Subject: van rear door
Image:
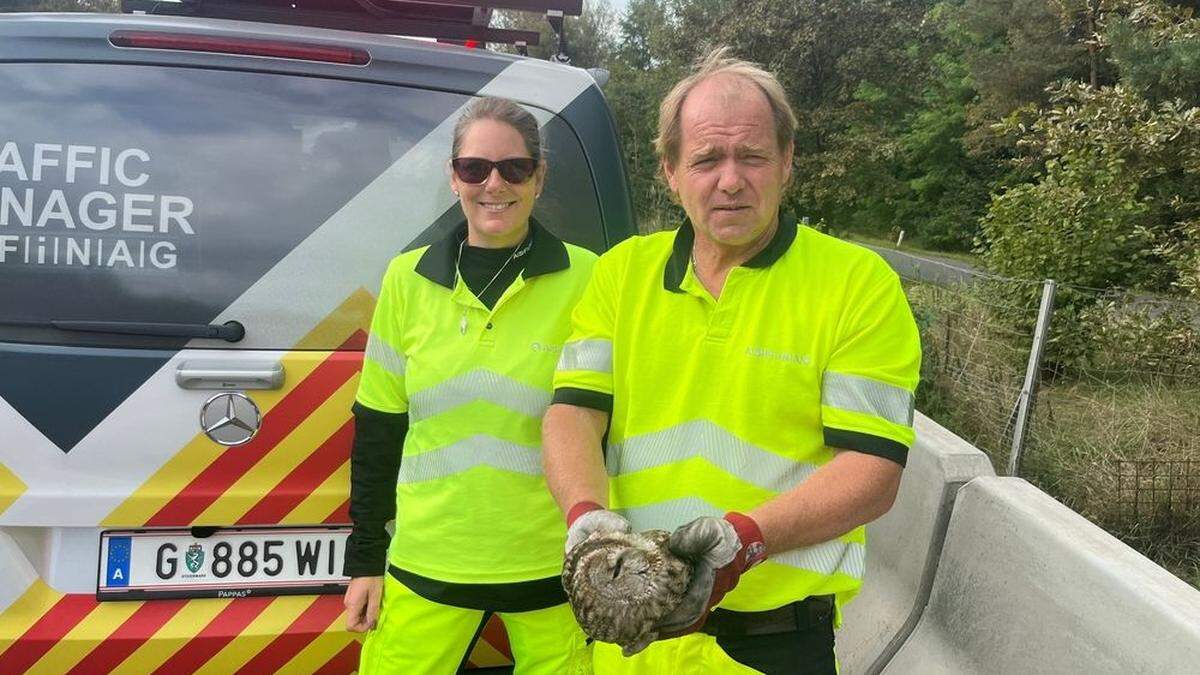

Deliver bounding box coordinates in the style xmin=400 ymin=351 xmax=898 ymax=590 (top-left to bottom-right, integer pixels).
xmin=0 ymin=50 xmax=609 ymax=672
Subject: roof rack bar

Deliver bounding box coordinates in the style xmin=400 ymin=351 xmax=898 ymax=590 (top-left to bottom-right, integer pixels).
xmin=122 ymin=0 xmax=542 ymax=45
xmin=545 ymin=9 xmax=567 ymax=63
xmin=371 ymin=0 xmax=581 ymax=15
xmin=469 ymin=5 xmax=492 ymax=27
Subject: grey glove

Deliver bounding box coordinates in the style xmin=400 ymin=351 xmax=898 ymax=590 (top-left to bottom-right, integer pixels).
xmin=651 ymin=513 xmax=766 ymax=637
xmin=565 ymin=501 xmax=632 ymax=553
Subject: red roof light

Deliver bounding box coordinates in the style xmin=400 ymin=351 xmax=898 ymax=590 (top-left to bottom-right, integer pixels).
xmin=109 ymin=31 xmax=370 ymax=66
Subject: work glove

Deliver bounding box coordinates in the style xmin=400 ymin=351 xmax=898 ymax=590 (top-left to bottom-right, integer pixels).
xmin=651 ymin=512 xmax=767 ymax=638
xmin=565 ymin=501 xmax=632 ymax=553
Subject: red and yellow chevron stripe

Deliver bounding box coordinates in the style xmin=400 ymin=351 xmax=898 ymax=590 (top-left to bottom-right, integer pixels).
xmin=0 ymin=583 xmax=511 ymax=672
xmin=0 ymin=581 xmax=358 ymax=673
xmin=0 ymin=287 xmax=515 ymax=672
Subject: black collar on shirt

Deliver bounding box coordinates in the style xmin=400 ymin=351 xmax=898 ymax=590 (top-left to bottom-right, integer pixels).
xmin=415 ymin=217 xmax=570 ymax=289
xmin=663 ymin=210 xmax=799 ymax=292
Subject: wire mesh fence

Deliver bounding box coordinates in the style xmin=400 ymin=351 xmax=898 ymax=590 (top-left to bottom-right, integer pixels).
xmin=902 ymin=265 xmax=1200 ymax=586
xmin=903 ymin=274 xmax=1043 ymax=471
xmin=1116 ymin=459 xmax=1200 ymax=521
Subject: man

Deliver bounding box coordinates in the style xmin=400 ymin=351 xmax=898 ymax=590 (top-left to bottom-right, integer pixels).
xmin=544 ymin=47 xmax=921 ymax=673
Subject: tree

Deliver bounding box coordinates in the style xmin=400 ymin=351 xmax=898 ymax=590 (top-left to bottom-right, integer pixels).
xmin=979 ymin=0 xmax=1200 ymax=300
xmin=695 ymin=0 xmax=935 ymax=232
xmin=1106 ymin=0 xmax=1200 ymax=105
xmin=892 ymin=45 xmax=1000 ymax=250
xmin=601 ymin=0 xmax=703 ymax=228
xmin=950 ymin=0 xmax=1108 ymax=118
xmin=614 ymin=0 xmax=670 ymax=70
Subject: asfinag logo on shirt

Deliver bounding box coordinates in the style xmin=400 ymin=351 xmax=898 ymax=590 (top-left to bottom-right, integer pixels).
xmin=745 ymin=346 xmax=812 ymax=366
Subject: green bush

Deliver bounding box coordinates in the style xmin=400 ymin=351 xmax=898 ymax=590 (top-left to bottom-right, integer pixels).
xmin=978 ymin=81 xmax=1200 ymax=364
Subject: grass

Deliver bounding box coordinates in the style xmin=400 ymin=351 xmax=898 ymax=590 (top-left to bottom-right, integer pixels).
xmin=1023 ymin=379 xmax=1200 ymax=587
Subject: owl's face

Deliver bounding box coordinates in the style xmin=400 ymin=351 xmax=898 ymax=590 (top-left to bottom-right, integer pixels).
xmin=562 ymin=530 xmax=693 ymax=654
xmin=584 ymin=544 xmax=658 ymax=599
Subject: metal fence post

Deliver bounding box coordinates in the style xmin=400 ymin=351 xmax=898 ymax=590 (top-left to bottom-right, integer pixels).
xmin=1008 ymin=279 xmax=1057 ymax=477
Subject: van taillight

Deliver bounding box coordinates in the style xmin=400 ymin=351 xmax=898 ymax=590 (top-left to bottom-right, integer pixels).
xmin=109 ymin=31 xmax=370 ymax=65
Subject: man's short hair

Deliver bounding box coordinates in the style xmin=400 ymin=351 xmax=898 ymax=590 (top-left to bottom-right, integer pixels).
xmin=655 ymin=46 xmax=798 ymax=166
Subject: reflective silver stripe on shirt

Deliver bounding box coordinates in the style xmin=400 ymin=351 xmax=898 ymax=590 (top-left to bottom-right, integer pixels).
xmin=409 ymin=369 xmax=551 ymax=422
xmin=615 ymin=498 xmax=865 ymax=579
xmin=821 ymin=372 xmax=914 ymax=427
xmin=397 ymin=435 xmax=542 ymax=484
xmin=556 ymin=339 xmax=613 ymax=374
xmin=606 ymin=420 xmax=818 ymax=494
xmin=365 ymin=332 xmax=406 ymax=377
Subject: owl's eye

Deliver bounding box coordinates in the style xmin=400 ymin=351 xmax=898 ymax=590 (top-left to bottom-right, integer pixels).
xmin=611 ymin=552 xmax=625 ymax=580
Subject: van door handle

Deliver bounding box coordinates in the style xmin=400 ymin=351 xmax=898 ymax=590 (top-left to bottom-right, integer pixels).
xmin=176 ymin=361 xmax=285 ymax=390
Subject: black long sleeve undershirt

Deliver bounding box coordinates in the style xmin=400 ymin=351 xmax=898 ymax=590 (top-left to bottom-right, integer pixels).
xmin=344 ymin=402 xmax=408 ymax=578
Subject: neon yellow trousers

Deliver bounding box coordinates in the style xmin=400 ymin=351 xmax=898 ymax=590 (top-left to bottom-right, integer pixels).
xmin=592 ymin=634 xmax=762 ymax=674
xmin=359 ymin=574 xmax=592 ymax=675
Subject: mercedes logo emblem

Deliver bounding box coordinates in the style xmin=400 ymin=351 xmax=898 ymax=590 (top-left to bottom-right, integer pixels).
xmin=200 ymin=392 xmax=261 ymax=446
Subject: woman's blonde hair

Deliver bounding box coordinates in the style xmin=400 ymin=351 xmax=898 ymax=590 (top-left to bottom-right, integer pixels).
xmin=654 ymin=47 xmax=797 ymax=166
xmin=452 ymin=96 xmax=545 ymax=162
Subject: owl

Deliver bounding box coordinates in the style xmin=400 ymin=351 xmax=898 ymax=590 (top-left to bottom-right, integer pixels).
xmin=562 ymin=529 xmax=693 ymax=656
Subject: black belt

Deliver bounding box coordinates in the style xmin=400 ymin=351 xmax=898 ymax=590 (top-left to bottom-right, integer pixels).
xmin=387 ymin=564 xmax=566 ymax=613
xmin=700 ymin=595 xmax=835 ymax=637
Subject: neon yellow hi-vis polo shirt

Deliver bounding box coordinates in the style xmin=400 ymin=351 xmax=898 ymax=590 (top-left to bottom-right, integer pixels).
xmin=553 ymin=213 xmax=921 ymax=611
xmin=357 ymin=219 xmax=597 ymax=586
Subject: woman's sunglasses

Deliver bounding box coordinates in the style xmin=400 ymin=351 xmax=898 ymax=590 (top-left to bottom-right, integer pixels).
xmin=451 ymin=157 xmax=538 ymax=185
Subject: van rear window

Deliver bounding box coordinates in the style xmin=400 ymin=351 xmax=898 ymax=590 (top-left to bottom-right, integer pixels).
xmin=0 ymin=63 xmax=604 ymax=349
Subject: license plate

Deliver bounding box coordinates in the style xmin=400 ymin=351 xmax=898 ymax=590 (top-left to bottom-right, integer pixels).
xmin=97 ymin=526 xmax=351 ymax=601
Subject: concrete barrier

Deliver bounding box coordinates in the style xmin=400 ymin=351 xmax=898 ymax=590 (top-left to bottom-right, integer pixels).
xmin=883 ymin=477 xmax=1200 ymax=674
xmin=838 ymin=413 xmax=995 ymax=675
xmin=835 ymin=413 xmax=993 ymax=667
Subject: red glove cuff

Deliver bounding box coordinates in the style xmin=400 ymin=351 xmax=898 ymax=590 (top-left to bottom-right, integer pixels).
xmin=724 ymin=512 xmax=767 ymax=572
xmin=566 ymin=501 xmax=603 ymax=527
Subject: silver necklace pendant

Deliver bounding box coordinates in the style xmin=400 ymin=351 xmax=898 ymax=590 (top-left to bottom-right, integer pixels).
xmin=453 ymin=230 xmax=532 ymax=338
xmin=454 ymin=232 xmax=532 ymax=306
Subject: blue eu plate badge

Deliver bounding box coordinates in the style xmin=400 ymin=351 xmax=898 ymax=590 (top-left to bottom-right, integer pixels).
xmin=106 ymin=536 xmax=131 ymax=587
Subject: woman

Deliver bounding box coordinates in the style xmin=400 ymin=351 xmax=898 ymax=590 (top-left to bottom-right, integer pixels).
xmin=342 ymin=96 xmax=596 ymax=674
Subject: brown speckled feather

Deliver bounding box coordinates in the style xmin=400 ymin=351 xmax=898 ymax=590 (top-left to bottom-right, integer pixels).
xmin=562 ymin=530 xmax=692 ymax=655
